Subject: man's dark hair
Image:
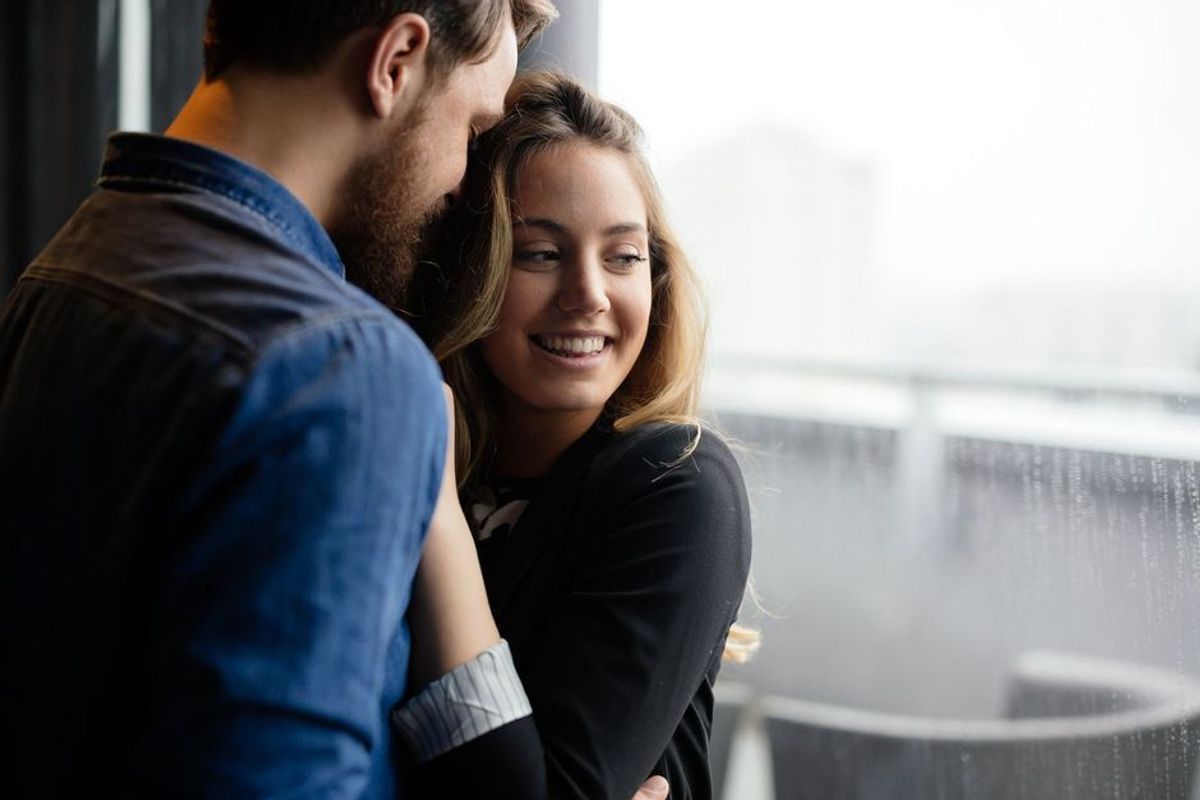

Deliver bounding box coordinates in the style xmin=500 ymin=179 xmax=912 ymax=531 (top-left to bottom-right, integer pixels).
xmin=203 ymin=0 xmax=557 ymax=82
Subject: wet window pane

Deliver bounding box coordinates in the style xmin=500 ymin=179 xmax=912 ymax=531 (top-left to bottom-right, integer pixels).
xmin=599 ymin=1 xmax=1200 ymax=796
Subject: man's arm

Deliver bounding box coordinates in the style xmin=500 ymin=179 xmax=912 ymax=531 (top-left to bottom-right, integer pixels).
xmin=127 ymin=318 xmax=445 ymax=798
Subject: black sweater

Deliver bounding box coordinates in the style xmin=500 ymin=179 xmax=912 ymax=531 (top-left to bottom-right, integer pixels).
xmin=419 ymin=420 xmax=752 ymax=799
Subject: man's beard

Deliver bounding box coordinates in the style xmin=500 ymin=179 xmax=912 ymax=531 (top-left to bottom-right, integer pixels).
xmin=329 ymin=128 xmax=449 ymax=312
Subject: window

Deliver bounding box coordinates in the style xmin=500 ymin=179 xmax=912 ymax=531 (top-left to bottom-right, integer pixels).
xmin=599 ymin=1 xmax=1200 ymax=795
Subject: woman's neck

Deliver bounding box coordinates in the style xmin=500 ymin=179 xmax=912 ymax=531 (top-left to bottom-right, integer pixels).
xmin=490 ymin=404 xmax=604 ymax=479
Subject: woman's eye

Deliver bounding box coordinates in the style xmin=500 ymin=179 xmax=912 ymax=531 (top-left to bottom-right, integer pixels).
xmin=606 ymin=252 xmax=648 ymax=271
xmin=514 ymin=249 xmax=561 ymax=269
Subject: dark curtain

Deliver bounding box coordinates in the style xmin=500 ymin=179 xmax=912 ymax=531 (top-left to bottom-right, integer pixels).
xmin=0 ymin=0 xmax=20 ymax=297
xmin=150 ymin=0 xmax=208 ymax=133
xmin=1 ymin=0 xmax=120 ymax=296
xmin=0 ymin=0 xmax=208 ymax=298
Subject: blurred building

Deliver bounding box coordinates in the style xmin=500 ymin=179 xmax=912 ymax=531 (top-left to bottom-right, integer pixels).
xmin=661 ymin=127 xmax=881 ymax=362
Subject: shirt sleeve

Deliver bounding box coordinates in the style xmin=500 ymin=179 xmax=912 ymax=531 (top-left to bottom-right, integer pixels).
xmin=391 ymin=639 xmax=534 ymax=762
xmin=128 ymin=317 xmax=446 ymax=798
xmin=527 ymin=425 xmax=753 ymax=800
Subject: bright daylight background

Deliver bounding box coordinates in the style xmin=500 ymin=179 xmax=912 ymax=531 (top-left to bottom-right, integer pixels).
xmin=5 ymin=0 xmax=1199 ymax=796
xmin=601 ymin=0 xmax=1200 ymax=368
xmin=598 ymin=1 xmax=1200 ymax=796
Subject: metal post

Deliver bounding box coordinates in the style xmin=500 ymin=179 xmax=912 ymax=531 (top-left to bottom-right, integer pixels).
xmin=119 ymin=0 xmax=152 ymax=133
xmin=896 ymin=374 xmax=946 ymax=549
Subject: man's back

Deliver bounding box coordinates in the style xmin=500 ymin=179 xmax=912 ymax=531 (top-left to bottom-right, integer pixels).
xmin=0 ymin=134 xmax=445 ymax=797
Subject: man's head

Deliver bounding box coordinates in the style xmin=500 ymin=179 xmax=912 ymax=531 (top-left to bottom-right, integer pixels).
xmin=202 ymin=1 xmax=558 ymax=307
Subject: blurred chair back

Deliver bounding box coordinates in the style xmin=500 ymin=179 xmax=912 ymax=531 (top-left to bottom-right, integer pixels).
xmin=761 ymin=652 xmax=1200 ymax=800
xmin=1007 ymin=649 xmax=1196 ymax=718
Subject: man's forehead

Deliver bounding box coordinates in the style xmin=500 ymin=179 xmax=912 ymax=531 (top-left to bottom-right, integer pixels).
xmin=459 ymin=19 xmax=517 ymax=89
xmin=474 ymin=27 xmax=518 ymax=126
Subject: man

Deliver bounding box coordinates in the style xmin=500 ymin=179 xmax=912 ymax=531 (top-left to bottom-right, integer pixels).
xmin=0 ymin=2 xmax=668 ymax=798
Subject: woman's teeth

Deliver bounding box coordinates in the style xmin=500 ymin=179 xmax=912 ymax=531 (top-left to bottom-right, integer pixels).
xmin=534 ymin=335 xmax=606 ymax=356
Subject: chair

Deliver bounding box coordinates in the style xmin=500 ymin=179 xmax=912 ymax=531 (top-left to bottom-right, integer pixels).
xmin=1006 ymin=649 xmax=1198 ymax=719
xmin=761 ymin=651 xmax=1200 ymax=799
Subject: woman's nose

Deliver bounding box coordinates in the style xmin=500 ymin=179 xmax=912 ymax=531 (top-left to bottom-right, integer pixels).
xmin=555 ymin=258 xmax=611 ymax=315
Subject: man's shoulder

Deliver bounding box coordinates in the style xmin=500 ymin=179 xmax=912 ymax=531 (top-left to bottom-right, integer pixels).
xmin=29 ymin=186 xmax=398 ymax=358
xmin=10 ymin=186 xmax=446 ymax=430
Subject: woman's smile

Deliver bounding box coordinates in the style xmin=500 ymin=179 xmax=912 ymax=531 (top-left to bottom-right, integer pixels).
xmin=529 ymin=331 xmax=615 ymax=370
xmin=530 ymin=333 xmax=609 ymax=356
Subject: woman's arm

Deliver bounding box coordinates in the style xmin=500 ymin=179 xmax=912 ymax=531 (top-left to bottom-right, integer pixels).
xmin=405 ymin=385 xmax=502 ymax=687
xmin=521 ymin=425 xmax=753 ymax=800
xmin=400 ymin=390 xmax=673 ymax=800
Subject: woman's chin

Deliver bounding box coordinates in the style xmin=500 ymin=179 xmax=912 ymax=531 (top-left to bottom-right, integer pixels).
xmin=523 ymin=391 xmax=611 ymax=418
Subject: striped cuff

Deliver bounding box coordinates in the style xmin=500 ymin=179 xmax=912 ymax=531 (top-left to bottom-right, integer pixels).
xmin=391 ymin=639 xmax=533 ymax=763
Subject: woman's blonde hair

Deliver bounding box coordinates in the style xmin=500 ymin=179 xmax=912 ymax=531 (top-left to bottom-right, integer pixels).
xmin=408 ymin=70 xmax=758 ymax=662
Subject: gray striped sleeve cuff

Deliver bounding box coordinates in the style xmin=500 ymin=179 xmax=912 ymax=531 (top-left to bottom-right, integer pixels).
xmin=391 ymin=639 xmax=533 ymax=763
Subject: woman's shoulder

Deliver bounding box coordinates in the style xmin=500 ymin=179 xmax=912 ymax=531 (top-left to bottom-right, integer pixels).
xmin=602 ymin=419 xmax=739 ymax=466
xmin=581 ymin=419 xmax=751 ymax=580
xmin=590 ymin=420 xmax=746 ymax=506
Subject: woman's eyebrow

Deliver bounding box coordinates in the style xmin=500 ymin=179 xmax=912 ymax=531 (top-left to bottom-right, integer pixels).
xmin=516 ymin=218 xmax=568 ymax=235
xmin=514 ymin=219 xmax=648 ymax=236
xmin=602 ymin=223 xmax=647 ymax=236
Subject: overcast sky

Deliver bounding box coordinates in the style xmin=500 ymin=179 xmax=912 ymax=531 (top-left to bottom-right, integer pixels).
xmin=598 ymin=0 xmax=1200 ymax=295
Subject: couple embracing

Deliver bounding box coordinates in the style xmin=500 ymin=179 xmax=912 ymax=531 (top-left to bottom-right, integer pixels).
xmin=0 ymin=2 xmax=755 ymax=798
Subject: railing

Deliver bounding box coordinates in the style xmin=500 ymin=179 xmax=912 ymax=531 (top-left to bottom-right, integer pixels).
xmin=707 ymin=354 xmax=1200 ymax=548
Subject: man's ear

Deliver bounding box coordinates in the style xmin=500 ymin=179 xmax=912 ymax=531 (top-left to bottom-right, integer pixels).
xmin=366 ymin=13 xmax=432 ymax=120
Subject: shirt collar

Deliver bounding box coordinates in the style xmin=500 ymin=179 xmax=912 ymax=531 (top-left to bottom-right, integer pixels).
xmin=98 ymin=132 xmax=346 ymax=279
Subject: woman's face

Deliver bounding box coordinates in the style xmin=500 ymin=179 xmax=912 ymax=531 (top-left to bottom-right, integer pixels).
xmin=480 ymin=142 xmax=653 ymax=426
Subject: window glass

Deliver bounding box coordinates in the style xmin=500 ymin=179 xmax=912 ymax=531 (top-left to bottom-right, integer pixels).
xmin=600 ymin=1 xmax=1200 ymax=795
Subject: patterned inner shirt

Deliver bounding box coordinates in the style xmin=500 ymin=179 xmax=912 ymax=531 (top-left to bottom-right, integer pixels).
xmin=466 ymin=479 xmax=541 ymax=546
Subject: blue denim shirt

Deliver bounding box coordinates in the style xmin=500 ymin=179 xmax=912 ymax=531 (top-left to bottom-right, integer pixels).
xmin=0 ymin=133 xmax=446 ymax=798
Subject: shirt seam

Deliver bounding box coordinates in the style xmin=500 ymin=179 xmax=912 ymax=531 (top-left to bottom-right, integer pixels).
xmin=20 ymin=266 xmax=256 ymax=358
xmin=20 ymin=266 xmax=407 ymax=363
xmin=99 ymin=171 xmax=334 ymax=275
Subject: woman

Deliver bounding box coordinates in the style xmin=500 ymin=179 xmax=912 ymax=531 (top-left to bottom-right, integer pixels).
xmin=402 ymin=71 xmax=756 ymax=800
